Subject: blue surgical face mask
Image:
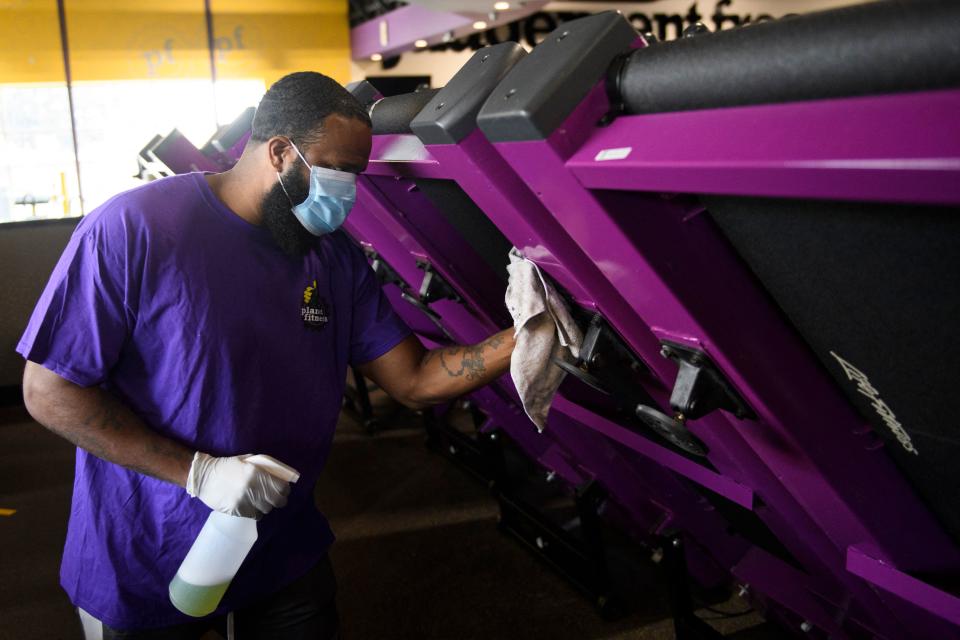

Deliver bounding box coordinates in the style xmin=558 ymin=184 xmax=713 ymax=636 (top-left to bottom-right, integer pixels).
xmin=277 ymin=141 xmax=357 ymax=236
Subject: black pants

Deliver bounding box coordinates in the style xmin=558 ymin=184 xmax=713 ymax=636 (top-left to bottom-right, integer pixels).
xmin=79 ymin=556 xmax=338 ymax=640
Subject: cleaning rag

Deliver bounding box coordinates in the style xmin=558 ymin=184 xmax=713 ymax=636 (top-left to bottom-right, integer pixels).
xmin=505 ymin=251 xmax=583 ymax=431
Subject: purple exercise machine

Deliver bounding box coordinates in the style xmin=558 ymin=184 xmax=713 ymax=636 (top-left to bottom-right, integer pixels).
xmin=136 ymin=2 xmax=960 ymax=633
xmin=136 ymin=107 xmax=254 ymax=180
xmin=346 ymin=62 xmax=752 ymax=624
xmin=344 ymin=0 xmax=960 ymax=637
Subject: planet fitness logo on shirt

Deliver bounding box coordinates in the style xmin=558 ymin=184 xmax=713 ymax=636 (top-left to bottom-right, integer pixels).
xmin=301 ymin=280 xmax=329 ymax=330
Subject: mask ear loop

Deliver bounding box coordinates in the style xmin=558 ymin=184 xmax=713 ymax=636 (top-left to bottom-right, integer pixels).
xmin=288 ymin=138 xmax=311 ymax=167
xmin=276 ymin=137 xmax=309 ymax=205
xmin=276 ymin=171 xmax=293 ymax=204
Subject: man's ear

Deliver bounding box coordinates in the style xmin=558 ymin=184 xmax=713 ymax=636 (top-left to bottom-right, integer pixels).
xmin=265 ymin=136 xmax=292 ymax=173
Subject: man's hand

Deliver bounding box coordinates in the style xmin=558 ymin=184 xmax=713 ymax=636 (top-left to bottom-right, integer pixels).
xmin=356 ymin=328 xmax=516 ymax=410
xmin=186 ymin=452 xmax=294 ymax=519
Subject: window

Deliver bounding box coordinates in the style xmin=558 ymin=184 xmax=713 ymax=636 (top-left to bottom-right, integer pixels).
xmin=0 ymin=0 xmax=349 ymax=224
xmin=0 ymin=84 xmax=79 ymax=222
xmin=71 ymin=78 xmax=264 ymax=210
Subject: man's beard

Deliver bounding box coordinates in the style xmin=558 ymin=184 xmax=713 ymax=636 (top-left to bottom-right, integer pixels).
xmin=261 ymin=166 xmax=315 ymax=258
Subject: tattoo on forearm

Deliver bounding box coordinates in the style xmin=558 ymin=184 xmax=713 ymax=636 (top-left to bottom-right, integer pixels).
xmin=485 ymin=335 xmax=505 ymax=350
xmin=438 ymin=347 xmax=464 ymax=378
xmin=434 ymin=333 xmax=506 ymax=381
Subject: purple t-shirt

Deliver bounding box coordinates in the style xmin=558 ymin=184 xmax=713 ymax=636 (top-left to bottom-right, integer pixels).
xmin=17 ymin=173 xmax=410 ymax=629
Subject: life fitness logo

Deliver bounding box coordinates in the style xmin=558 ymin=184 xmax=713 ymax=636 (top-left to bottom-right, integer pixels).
xmin=830 ymin=351 xmax=918 ymax=456
xmin=301 ymin=280 xmax=329 ymax=331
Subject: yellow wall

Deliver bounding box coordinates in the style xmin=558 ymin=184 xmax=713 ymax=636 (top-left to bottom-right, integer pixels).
xmin=212 ymin=0 xmax=350 ymax=87
xmin=0 ymin=0 xmax=349 ymax=86
xmin=0 ymin=0 xmax=67 ymax=83
xmin=66 ymin=1 xmax=210 ymax=81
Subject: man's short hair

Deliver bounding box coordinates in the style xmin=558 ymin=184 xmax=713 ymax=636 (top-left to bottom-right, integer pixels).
xmin=250 ymin=72 xmax=371 ymax=145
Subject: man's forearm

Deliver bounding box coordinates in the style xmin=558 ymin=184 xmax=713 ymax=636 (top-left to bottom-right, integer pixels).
xmin=23 ymin=361 xmax=193 ymax=487
xmin=411 ymin=328 xmax=515 ymax=407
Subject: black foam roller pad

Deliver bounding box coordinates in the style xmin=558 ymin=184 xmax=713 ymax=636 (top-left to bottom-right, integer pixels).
xmin=619 ymin=0 xmax=960 ymax=114
xmin=370 ymin=89 xmax=441 ymax=135
xmin=346 ymin=80 xmax=382 ymax=109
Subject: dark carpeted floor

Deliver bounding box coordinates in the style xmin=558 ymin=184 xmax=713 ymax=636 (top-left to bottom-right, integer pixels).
xmin=0 ymin=396 xmax=786 ymax=640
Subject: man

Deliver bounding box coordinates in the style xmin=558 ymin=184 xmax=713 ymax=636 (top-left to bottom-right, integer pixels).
xmin=19 ymin=72 xmax=515 ymax=638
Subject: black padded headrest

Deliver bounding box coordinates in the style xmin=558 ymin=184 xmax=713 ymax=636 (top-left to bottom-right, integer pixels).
xmin=618 ymin=0 xmax=960 ymax=114
xmin=369 ymin=89 xmax=441 ymax=135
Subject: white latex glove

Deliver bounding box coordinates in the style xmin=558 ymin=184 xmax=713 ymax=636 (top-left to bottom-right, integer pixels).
xmin=185 ymin=452 xmax=299 ymax=519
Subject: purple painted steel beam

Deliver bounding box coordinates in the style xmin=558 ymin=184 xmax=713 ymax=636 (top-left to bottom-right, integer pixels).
xmin=460 ymin=388 xmax=575 ymax=488
xmin=351 ymin=81 xmax=957 ymax=633
xmin=414 ymin=129 xmax=758 ymax=571
xmin=482 ymin=391 xmax=735 ymax=579
xmin=352 ymin=180 xmax=430 ymax=264
xmin=427 ymin=132 xmax=591 ymax=302
xmin=847 ymin=546 xmax=960 ymax=628
xmin=380 ymin=284 xmax=450 ymax=344
xmin=486 ymin=82 xmax=960 ymax=636
xmin=545 ymin=407 xmax=750 ymax=586
xmin=484 ymin=162 xmax=888 ymax=628
xmin=150 ymin=134 xmax=220 ymax=174
xmin=365 ymin=135 xmax=451 ymax=180
xmin=345 ymin=209 xmax=576 ymax=488
xmin=568 ymin=89 xmax=960 ymax=206
xmin=345 ymin=183 xmax=493 ymax=345
xmin=353 ymin=5 xmax=465 ymax=60
xmin=494 ymin=84 xmax=960 ymax=568
xmin=365 ymin=159 xmax=450 ymax=180
xmin=425 ymin=131 xmax=676 ymax=386
xmin=733 ymin=547 xmax=854 ymax=639
xmin=418 ymin=321 xmax=722 ymax=549
xmin=360 ymin=173 xmax=510 ymax=329
xmin=359 ymin=102 xmax=888 ymax=627
xmin=552 ymin=396 xmax=753 ymax=509
xmin=351 ymin=3 xmax=548 ymax=61
xmin=351 ymin=126 xmax=755 ymax=583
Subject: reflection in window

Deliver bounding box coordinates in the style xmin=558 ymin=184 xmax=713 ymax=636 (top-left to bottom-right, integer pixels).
xmin=0 ymin=78 xmax=264 ymax=223
xmin=72 ymin=78 xmax=265 ymax=210
xmin=0 ymin=84 xmax=80 ymax=223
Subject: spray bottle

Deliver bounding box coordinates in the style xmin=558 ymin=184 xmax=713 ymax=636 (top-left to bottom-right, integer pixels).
xmin=169 ymin=455 xmax=300 ymax=617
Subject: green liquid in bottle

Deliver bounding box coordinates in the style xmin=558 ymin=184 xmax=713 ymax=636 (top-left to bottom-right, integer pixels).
xmin=168 ymin=574 xmax=231 ymax=617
